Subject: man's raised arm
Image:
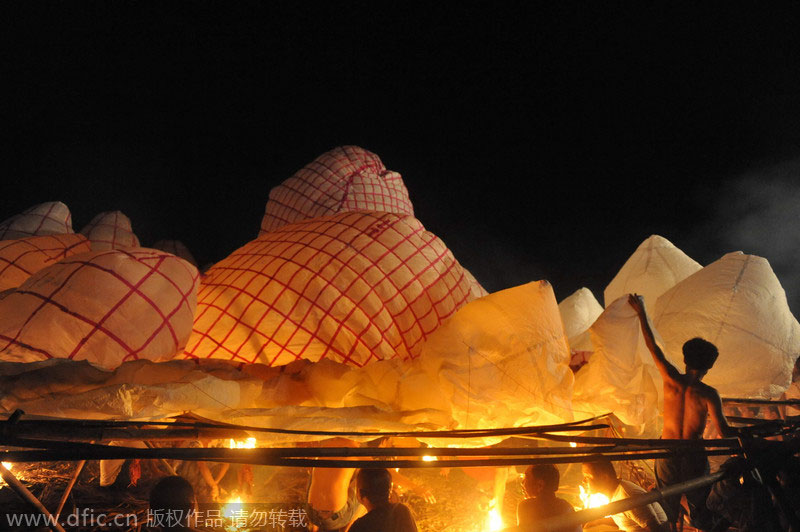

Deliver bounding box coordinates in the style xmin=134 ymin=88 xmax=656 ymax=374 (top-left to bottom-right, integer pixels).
xmin=628 ymin=294 xmax=681 ymax=382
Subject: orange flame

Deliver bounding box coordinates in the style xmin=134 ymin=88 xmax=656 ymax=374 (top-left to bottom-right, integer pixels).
xmin=579 ymin=484 xmax=610 ymax=508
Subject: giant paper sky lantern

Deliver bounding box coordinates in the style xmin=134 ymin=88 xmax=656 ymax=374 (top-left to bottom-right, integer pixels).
xmin=409 ymin=281 xmax=574 ymax=430
xmin=0 ymin=234 xmax=91 ymax=291
xmin=0 ymin=201 xmax=74 ymax=240
xmin=0 ymin=248 xmax=199 ymax=369
xmin=559 ymin=287 xmax=603 ymax=353
xmin=185 ymin=211 xmax=477 ymax=367
xmin=259 ymin=146 xmax=414 ymax=235
xmin=653 ymin=251 xmax=800 ymax=397
xmin=604 ymin=234 xmax=702 ymax=308
xmin=572 ymin=297 xmax=662 ymax=436
xmin=80 ymin=210 xmax=141 ymax=250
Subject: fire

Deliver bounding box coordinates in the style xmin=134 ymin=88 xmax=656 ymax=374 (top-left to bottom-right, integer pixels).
xmin=222 ymin=496 xmax=244 ymax=518
xmin=222 ymin=495 xmax=249 ymax=531
xmin=0 ymin=462 xmax=12 ymax=486
xmin=422 ymin=455 xmax=437 ymax=462
xmin=229 ymin=437 xmax=256 ymax=449
xmin=579 ymin=484 xmax=610 ymax=509
xmin=569 ymin=442 xmax=577 ymax=448
xmin=486 ymin=507 xmax=504 ymax=531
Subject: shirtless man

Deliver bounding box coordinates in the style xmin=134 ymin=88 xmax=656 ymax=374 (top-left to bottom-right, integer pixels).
xmin=629 ymin=294 xmax=737 ymax=530
xmin=306 ymin=437 xmax=364 ymax=532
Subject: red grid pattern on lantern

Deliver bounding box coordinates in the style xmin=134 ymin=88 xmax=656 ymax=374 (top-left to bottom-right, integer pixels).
xmin=0 ymin=249 xmax=199 ymax=366
xmin=186 ymin=211 xmax=476 ymax=367
xmin=0 ymin=234 xmax=91 ymax=291
xmin=81 ymin=211 xmax=141 ymax=251
xmin=260 ymin=146 xmax=414 ymax=235
xmin=0 ymin=201 xmax=74 ymax=240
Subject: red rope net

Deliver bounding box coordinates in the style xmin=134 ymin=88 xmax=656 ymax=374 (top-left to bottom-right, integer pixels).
xmin=80 ymin=211 xmax=141 ymax=251
xmin=0 ymin=234 xmax=91 ymax=291
xmin=0 ymin=201 xmax=74 ymax=240
xmin=260 ymin=146 xmax=414 ymax=235
xmin=0 ymin=249 xmax=199 ymax=368
xmin=186 ymin=211 xmax=478 ymax=366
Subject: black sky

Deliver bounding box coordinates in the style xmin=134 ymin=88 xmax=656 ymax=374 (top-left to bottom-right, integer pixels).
xmin=3 ymin=3 xmax=800 ymax=312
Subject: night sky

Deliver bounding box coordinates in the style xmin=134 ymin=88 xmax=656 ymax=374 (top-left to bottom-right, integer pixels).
xmin=4 ymin=4 xmax=800 ymax=313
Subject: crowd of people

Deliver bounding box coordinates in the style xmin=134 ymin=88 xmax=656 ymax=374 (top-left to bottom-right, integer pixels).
xmin=139 ymin=295 xmax=798 ymax=532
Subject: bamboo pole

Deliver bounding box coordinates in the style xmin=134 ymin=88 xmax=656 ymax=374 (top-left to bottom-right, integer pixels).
xmin=0 ymin=461 xmax=67 ymax=532
xmin=0 ymin=445 xmax=742 ymax=468
xmin=532 ymin=432 xmax=743 ymax=447
xmin=0 ymin=425 xmax=248 ymax=443
xmin=501 ymin=470 xmax=728 ymax=532
xmin=723 ymin=397 xmax=800 ymax=406
xmin=0 ymin=433 xmax=744 ymax=456
xmin=54 ymin=459 xmax=85 ymax=520
xmin=1 ymin=414 xmax=609 ymax=439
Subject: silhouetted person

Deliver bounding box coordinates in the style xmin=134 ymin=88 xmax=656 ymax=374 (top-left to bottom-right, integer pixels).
xmin=582 ymin=458 xmax=669 ymax=532
xmin=349 ymin=468 xmax=418 ymax=532
xmin=517 ymin=464 xmax=579 ymax=532
xmin=148 ymin=475 xmax=200 ymax=532
xmin=629 ymin=294 xmax=737 ymax=530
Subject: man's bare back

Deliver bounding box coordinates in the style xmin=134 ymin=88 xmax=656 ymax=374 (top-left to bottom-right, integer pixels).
xmin=661 ymin=376 xmax=730 ymax=440
xmin=306 ymin=437 xmax=359 ymax=511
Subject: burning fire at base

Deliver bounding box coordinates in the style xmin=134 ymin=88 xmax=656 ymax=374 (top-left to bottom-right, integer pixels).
xmin=0 ymin=461 xmax=13 ymax=485
xmin=485 ymin=506 xmax=504 ymax=531
xmin=220 ymin=438 xmax=257 ymax=530
xmin=229 ymin=437 xmax=256 ymax=449
xmin=580 ymin=484 xmax=610 ymax=509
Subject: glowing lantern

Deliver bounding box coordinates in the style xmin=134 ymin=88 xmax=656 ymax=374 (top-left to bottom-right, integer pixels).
xmin=185 ymin=211 xmax=478 ymax=366
xmin=259 ymin=146 xmax=414 ymax=235
xmin=0 ymin=249 xmax=199 ymax=368
xmin=653 ymin=251 xmax=800 ymax=397
xmin=0 ymin=234 xmax=91 ymax=291
xmin=559 ymin=287 xmax=603 ymax=370
xmin=572 ymin=297 xmax=662 ymax=436
xmin=80 ymin=211 xmax=140 ymax=251
xmin=604 ymin=235 xmax=701 ymax=308
xmin=409 ymin=281 xmax=574 ymax=430
xmin=0 ymin=201 xmax=73 ymax=240
xmin=559 ymin=287 xmax=603 ymax=351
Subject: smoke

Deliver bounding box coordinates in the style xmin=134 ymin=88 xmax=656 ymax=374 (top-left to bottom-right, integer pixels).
xmin=701 ymin=159 xmax=800 ymax=315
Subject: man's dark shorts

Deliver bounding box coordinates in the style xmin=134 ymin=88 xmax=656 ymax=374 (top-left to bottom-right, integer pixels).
xmin=655 ymin=453 xmax=714 ymax=529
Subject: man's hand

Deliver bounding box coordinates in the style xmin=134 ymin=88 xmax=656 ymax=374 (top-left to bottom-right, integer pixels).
xmin=628 ymin=293 xmax=646 ymax=316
